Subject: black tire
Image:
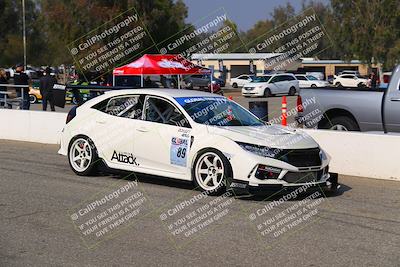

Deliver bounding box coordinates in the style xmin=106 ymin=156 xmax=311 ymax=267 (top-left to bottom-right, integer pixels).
xmin=29 ymin=94 xmax=37 ymax=104
xmin=289 ymin=87 xmax=296 ymax=96
xmin=335 ymin=82 xmax=342 ymax=87
xmin=68 ymin=135 xmax=100 ymax=176
xmin=357 ymin=82 xmax=366 ymax=88
xmin=232 ymin=83 xmax=238 ymax=88
xmin=186 ymin=81 xmax=193 ymax=89
xmin=311 ymin=84 xmax=317 ymax=88
xmin=319 ymin=116 xmax=359 ymax=131
xmin=192 ymin=148 xmax=233 ymax=196
xmin=263 ymin=88 xmax=271 ymax=97
xmin=72 ymin=97 xmax=78 ymax=105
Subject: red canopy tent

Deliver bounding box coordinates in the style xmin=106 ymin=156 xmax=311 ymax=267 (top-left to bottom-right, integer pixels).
xmin=112 ymin=54 xmax=211 ymax=88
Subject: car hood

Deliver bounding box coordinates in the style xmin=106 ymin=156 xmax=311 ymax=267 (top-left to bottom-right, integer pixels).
xmin=207 ymin=125 xmax=319 ymax=149
xmin=244 ymin=82 xmax=269 ymax=87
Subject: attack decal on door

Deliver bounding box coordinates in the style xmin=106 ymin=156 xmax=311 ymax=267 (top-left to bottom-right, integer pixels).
xmin=111 ymin=150 xmax=139 ymax=166
xmin=170 ymin=137 xmax=189 ymax=167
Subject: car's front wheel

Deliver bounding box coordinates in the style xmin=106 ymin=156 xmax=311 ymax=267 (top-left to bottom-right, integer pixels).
xmin=29 ymin=94 xmax=37 ymax=104
xmin=193 ymin=149 xmax=232 ymax=195
xmin=68 ymin=136 xmax=99 ymax=176
xmin=289 ymin=87 xmax=296 ymax=95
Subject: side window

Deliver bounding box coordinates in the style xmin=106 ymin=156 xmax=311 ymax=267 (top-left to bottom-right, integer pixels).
xmin=270 ymin=76 xmax=280 ymax=83
xmin=239 ymin=76 xmax=248 ymax=80
xmin=145 ymin=97 xmax=190 ymax=128
xmin=92 ymin=95 xmax=142 ymax=119
xmin=342 ymin=75 xmax=353 ymax=79
xmin=284 ymin=75 xmax=295 ymax=81
xmin=296 ymin=76 xmax=307 ymax=81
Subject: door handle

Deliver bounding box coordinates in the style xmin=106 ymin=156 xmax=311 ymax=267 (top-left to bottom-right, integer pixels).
xmin=136 ymin=127 xmax=149 ymax=132
xmin=390 ymin=97 xmax=400 ymax=102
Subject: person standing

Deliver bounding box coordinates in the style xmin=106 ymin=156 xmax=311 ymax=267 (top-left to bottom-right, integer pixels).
xmin=13 ymin=64 xmax=31 ymax=110
xmin=39 ymin=67 xmax=56 ymax=111
xmin=0 ymin=69 xmax=12 ymax=108
xmin=370 ymin=72 xmax=377 ymax=88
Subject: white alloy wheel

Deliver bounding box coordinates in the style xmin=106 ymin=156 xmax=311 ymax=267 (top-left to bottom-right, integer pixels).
xmin=195 ymin=152 xmax=225 ymax=191
xmin=69 ymin=138 xmax=93 ymax=172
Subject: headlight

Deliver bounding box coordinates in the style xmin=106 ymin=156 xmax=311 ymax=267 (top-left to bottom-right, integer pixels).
xmin=236 ymin=142 xmax=280 ymax=158
xmin=319 ymin=149 xmax=328 ymax=161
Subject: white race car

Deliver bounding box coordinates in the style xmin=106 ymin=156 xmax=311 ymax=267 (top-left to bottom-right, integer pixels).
xmin=59 ymin=89 xmax=338 ymax=195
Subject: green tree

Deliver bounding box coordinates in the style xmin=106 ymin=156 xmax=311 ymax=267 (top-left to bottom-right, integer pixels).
xmin=330 ymin=0 xmax=400 ymax=69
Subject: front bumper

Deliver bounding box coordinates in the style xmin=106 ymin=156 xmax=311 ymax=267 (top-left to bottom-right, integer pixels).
xmin=229 ymin=172 xmax=339 ymax=196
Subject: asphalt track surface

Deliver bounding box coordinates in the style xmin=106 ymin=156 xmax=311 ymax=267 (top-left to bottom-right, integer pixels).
xmin=1 ymin=140 xmax=399 ymax=266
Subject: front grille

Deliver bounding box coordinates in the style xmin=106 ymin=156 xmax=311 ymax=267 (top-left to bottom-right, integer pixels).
xmin=277 ymin=148 xmax=321 ymax=167
xmin=283 ymin=170 xmax=324 ymax=183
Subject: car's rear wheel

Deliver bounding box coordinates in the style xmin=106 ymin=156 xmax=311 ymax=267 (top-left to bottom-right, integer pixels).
xmin=193 ymin=149 xmax=232 ymax=195
xmin=263 ymin=88 xmax=271 ymax=97
xmin=335 ymin=82 xmax=342 ymax=87
xmin=311 ymin=84 xmax=317 ymax=88
xmin=68 ymin=136 xmax=99 ymax=176
xmin=289 ymin=87 xmax=296 ymax=95
xmin=232 ymin=82 xmax=238 ymax=88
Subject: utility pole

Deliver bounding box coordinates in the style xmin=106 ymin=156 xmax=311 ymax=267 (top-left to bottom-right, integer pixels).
xmin=22 ymin=0 xmax=27 ymax=70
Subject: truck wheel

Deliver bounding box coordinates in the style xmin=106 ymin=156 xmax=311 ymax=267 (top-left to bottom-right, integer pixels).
xmin=320 ymin=116 xmax=359 ymax=131
xmin=264 ymin=88 xmax=271 ymax=97
xmin=232 ymin=83 xmax=238 ymax=88
xmin=289 ymin=87 xmax=296 ymax=96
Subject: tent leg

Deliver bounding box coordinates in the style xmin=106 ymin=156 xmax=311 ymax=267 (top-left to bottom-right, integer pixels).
xmin=141 ymin=74 xmax=143 ymax=87
xmin=112 ymin=75 xmax=115 ymax=86
xmin=178 ymin=75 xmax=181 ymax=89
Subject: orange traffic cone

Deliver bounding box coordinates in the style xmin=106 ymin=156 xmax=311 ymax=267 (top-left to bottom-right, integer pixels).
xmin=281 ymin=96 xmax=287 ymax=126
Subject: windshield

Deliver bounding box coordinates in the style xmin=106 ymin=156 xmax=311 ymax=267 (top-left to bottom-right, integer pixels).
xmin=175 ymin=97 xmax=264 ymax=126
xmin=251 ymin=76 xmax=271 ymax=83
xmin=307 ymin=75 xmax=318 ymax=80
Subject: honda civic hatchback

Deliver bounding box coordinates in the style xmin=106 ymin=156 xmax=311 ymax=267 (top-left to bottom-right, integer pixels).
xmin=59 ymin=89 xmax=337 ymax=195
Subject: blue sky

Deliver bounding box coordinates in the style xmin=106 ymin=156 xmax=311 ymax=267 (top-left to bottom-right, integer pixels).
xmin=182 ymin=0 xmax=328 ymax=31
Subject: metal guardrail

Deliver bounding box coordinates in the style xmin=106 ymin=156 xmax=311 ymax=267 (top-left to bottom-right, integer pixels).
xmin=0 ymin=84 xmax=29 ymax=109
xmin=0 ymin=83 xmax=135 ymax=109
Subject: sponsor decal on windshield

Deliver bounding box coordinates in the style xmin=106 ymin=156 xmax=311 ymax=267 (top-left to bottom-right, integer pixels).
xmin=174 ymin=97 xmax=226 ymax=106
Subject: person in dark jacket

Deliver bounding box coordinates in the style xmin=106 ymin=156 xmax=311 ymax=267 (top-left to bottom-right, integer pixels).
xmin=13 ymin=64 xmax=30 ymax=110
xmin=39 ymin=67 xmax=57 ymax=111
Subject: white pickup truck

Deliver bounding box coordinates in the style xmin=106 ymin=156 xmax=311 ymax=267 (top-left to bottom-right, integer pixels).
xmin=297 ymin=65 xmax=400 ymax=133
